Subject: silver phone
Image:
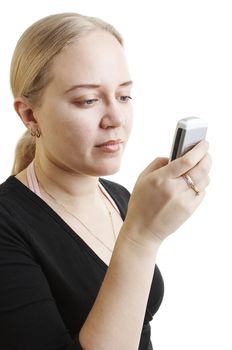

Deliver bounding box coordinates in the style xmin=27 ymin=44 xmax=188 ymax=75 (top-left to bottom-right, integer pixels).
xmin=170 ymin=117 xmax=208 ymax=161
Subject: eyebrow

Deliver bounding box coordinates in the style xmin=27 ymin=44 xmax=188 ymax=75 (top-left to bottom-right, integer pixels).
xmin=64 ymin=80 xmax=133 ymax=94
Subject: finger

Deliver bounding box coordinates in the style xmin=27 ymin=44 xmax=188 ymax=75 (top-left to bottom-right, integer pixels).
xmin=198 ymin=175 xmax=211 ymax=192
xmin=166 ymin=140 xmax=209 ymax=178
xmin=181 ymin=174 xmax=210 ymax=196
xmin=184 ymin=153 xmax=212 ymax=185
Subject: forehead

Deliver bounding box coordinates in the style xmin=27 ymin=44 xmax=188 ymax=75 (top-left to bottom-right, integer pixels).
xmin=49 ymin=30 xmax=131 ymax=92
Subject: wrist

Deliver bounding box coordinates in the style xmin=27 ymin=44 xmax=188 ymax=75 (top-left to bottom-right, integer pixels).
xmin=119 ymin=218 xmax=163 ymax=254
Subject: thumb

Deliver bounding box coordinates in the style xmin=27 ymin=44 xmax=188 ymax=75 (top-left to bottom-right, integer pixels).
xmin=140 ymin=157 xmax=169 ymax=177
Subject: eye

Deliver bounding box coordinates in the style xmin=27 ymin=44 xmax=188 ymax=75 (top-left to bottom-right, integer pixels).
xmin=117 ymin=95 xmax=132 ymax=103
xmin=75 ymin=98 xmax=99 ymax=107
xmin=81 ymin=98 xmax=99 ymax=105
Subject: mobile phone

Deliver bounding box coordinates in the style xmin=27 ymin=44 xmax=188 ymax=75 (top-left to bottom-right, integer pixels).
xmin=170 ymin=117 xmax=208 ymax=161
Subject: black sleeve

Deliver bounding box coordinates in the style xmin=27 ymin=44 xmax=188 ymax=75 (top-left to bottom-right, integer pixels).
xmin=0 ymin=207 xmax=83 ymax=350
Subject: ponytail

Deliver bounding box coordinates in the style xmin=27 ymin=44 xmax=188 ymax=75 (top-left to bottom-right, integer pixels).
xmin=11 ymin=130 xmax=36 ymax=175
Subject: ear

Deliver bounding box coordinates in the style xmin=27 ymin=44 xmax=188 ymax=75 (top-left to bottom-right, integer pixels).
xmin=14 ymin=97 xmax=39 ymax=132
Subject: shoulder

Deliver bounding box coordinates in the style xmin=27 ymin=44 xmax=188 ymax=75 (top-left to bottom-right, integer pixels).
xmin=0 ymin=179 xmax=27 ymax=250
xmin=99 ymin=178 xmax=131 ymax=220
xmin=0 ymin=176 xmax=32 ymax=237
xmin=0 ymin=177 xmax=15 ymax=214
xmin=0 ymin=176 xmax=19 ymax=196
xmin=0 ymin=177 xmax=24 ymax=216
xmin=0 ymin=177 xmax=41 ymax=254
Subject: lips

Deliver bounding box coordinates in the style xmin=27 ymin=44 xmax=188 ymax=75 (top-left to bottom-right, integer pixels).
xmin=95 ymin=139 xmax=123 ymax=147
xmin=95 ymin=139 xmax=123 ymax=153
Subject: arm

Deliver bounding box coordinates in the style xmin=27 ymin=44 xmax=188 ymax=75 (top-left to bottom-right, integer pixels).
xmin=79 ymin=141 xmax=211 ymax=350
xmin=79 ymin=226 xmax=160 ymax=350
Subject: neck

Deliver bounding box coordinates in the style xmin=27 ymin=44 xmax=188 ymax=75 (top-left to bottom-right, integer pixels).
xmin=34 ymin=156 xmax=100 ymax=207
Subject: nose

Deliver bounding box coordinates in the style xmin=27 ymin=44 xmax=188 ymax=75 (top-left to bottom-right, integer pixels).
xmin=100 ymin=100 xmax=125 ymax=129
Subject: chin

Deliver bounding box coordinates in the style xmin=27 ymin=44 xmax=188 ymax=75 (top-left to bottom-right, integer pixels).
xmin=93 ymin=160 xmax=122 ymax=177
xmin=97 ymin=166 xmax=121 ymax=177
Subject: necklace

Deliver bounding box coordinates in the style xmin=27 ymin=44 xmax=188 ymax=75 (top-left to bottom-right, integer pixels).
xmin=39 ymin=182 xmax=117 ymax=253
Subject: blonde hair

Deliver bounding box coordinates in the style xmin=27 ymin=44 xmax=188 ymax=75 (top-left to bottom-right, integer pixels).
xmin=10 ymin=12 xmax=123 ymax=175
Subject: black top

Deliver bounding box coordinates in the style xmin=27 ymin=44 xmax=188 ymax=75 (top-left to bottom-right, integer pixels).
xmin=0 ymin=176 xmax=164 ymax=350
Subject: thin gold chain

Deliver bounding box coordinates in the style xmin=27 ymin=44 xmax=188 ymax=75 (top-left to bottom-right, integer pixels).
xmin=100 ymin=189 xmax=117 ymax=242
xmin=39 ymin=182 xmax=117 ymax=253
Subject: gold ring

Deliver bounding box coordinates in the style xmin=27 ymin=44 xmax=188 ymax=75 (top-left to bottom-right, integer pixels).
xmin=183 ymin=174 xmax=200 ymax=196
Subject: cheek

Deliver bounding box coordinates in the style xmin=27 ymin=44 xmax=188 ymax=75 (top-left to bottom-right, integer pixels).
xmin=49 ymin=104 xmax=96 ymax=140
xmin=61 ymin=116 xmax=97 ymax=149
xmin=60 ymin=122 xmax=92 ymax=145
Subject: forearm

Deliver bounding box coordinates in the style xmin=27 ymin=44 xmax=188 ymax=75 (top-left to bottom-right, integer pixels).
xmin=79 ymin=223 xmax=161 ymax=350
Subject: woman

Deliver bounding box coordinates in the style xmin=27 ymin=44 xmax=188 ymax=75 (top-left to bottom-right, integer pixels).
xmin=0 ymin=13 xmax=211 ymax=350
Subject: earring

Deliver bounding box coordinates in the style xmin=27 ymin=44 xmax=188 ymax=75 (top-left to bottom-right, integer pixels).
xmin=30 ymin=128 xmax=41 ymax=138
xmin=30 ymin=129 xmax=36 ymax=137
xmin=35 ymin=129 xmax=41 ymax=138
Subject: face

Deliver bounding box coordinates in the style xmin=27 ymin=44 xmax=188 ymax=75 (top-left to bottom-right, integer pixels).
xmin=33 ymin=30 xmax=133 ymax=177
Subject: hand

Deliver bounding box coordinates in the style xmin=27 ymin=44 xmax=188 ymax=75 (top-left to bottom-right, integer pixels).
xmin=125 ymin=141 xmax=211 ymax=245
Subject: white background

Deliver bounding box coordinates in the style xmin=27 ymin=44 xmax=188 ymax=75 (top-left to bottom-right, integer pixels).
xmin=0 ymin=1 xmax=231 ymax=349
